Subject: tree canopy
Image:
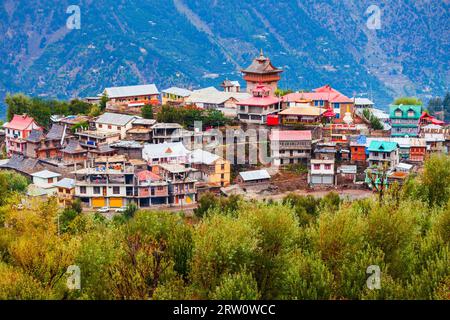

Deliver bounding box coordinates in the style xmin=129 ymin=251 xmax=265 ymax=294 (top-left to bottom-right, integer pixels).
xmin=0 ymin=156 xmax=449 ymax=300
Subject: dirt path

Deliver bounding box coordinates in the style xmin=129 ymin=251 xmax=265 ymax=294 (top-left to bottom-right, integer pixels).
xmin=248 ymin=188 xmax=375 ymax=202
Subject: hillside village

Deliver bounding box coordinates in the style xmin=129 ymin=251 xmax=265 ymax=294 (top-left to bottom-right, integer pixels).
xmin=0 ymin=51 xmax=449 ymax=214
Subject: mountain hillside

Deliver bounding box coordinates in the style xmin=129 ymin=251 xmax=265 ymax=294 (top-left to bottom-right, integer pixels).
xmin=1 ymin=0 xmax=449 ymax=117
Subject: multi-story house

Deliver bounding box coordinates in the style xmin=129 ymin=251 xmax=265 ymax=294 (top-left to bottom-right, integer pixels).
xmin=95 ymin=112 xmax=137 ymax=139
xmin=151 ymin=123 xmax=184 ymax=144
xmin=41 ymin=124 xmax=67 ymax=159
xmin=350 ymin=136 xmax=367 ymax=164
xmin=368 ymin=141 xmax=400 ymax=170
xmin=74 ymin=157 xmax=137 ymax=208
xmin=389 ymin=105 xmax=422 ymax=137
xmin=25 ymin=129 xmax=45 ymax=158
xmin=424 ymin=133 xmax=446 ymax=154
xmin=188 ymin=149 xmax=231 ymax=187
xmin=269 ymin=130 xmax=312 ymax=166
xmin=409 ymin=139 xmax=427 ymax=162
xmin=155 ymin=163 xmax=197 ymax=206
xmin=237 ymin=85 xmax=281 ymax=124
xmin=103 ymin=84 xmax=160 ymax=113
xmin=277 ymin=106 xmax=326 ymax=126
xmin=61 ymin=139 xmax=88 ymax=164
xmin=135 ymin=170 xmax=169 ymax=207
xmin=126 ymin=118 xmax=156 ymax=142
xmin=142 ymin=142 xmax=190 ymax=166
xmin=283 ymin=85 xmax=354 ymax=121
xmin=54 ymin=178 xmax=76 ymax=207
xmin=161 ymin=87 xmax=193 ymax=105
xmin=309 ymin=159 xmax=335 ymax=186
xmin=3 ymin=114 xmax=42 ymax=156
xmin=30 ymin=170 xmax=62 ymax=196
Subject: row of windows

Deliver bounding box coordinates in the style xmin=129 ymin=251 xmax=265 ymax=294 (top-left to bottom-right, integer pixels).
xmin=98 ymin=124 xmax=122 ymax=130
xmin=313 ymin=164 xmax=332 ymax=170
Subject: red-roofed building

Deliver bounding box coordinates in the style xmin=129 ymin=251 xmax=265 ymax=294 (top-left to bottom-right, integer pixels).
xmin=237 ymin=85 xmax=281 ymax=124
xmin=419 ymin=111 xmax=445 ymax=127
xmin=3 ymin=114 xmax=42 ymax=156
xmin=269 ymin=129 xmax=312 ymax=166
xmin=283 ymin=85 xmax=354 ymax=121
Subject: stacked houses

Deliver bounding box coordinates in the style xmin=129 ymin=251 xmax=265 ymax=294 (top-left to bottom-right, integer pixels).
xmin=1 ymin=50 xmax=448 ymax=212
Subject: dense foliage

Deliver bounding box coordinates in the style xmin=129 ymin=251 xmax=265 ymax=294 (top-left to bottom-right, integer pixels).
xmin=392 ymin=97 xmax=423 ymax=106
xmin=157 ymin=105 xmax=230 ymax=128
xmin=5 ymin=94 xmax=95 ymax=128
xmin=362 ymin=108 xmax=384 ymax=130
xmin=428 ymin=92 xmax=450 ymax=122
xmin=0 ymin=155 xmax=449 ymax=300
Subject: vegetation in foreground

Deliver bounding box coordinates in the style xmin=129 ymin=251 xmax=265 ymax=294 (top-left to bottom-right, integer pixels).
xmin=0 ymin=155 xmax=449 ymax=300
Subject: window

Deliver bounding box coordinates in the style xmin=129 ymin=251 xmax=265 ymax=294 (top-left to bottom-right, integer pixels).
xmin=313 ymin=164 xmax=320 ymax=170
xmin=108 ymin=125 xmax=112 ymax=129
xmin=113 ymin=186 xmax=120 ymax=195
xmin=117 ymin=126 xmax=121 ymax=130
xmin=221 ymin=174 xmax=225 ymax=179
xmin=93 ymin=187 xmax=101 ymax=194
xmin=58 ymin=188 xmax=63 ymax=193
xmin=65 ymin=189 xmax=70 ymax=194
xmin=99 ymin=124 xmax=102 ymax=128
xmin=48 ymin=178 xmax=54 ymax=184
xmin=221 ymin=164 xmax=225 ymax=171
xmin=80 ymin=186 xmax=86 ymax=194
xmin=325 ymin=164 xmax=331 ymax=170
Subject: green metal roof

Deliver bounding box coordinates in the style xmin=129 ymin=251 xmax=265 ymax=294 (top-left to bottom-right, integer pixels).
xmin=389 ymin=105 xmax=422 ymax=119
xmin=368 ymin=140 xmax=399 ymax=152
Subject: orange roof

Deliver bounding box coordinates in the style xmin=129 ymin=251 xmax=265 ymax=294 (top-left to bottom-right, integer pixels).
xmin=137 ymin=170 xmax=161 ymax=181
xmin=283 ymin=85 xmax=353 ymax=104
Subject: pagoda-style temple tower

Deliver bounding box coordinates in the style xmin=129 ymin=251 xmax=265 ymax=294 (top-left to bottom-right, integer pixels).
xmin=241 ymin=49 xmax=282 ymax=96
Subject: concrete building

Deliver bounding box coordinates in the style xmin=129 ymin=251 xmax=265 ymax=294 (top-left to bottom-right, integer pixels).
xmin=269 ymin=130 xmax=312 ymax=166
xmin=95 ymin=112 xmax=137 ymax=139
xmin=368 ymin=141 xmax=400 ymax=170
xmin=309 ymin=159 xmax=335 ymax=186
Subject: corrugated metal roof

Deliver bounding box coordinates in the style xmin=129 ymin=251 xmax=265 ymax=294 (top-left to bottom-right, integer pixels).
xmin=96 ymin=112 xmax=137 ymax=126
xmin=269 ymin=130 xmax=312 ymax=141
xmin=162 ymin=87 xmax=193 ymax=97
xmin=104 ymin=84 xmax=159 ymax=98
xmin=239 ymin=169 xmax=271 ymax=181
xmin=142 ymin=142 xmax=190 ymax=160
xmin=31 ymin=170 xmax=61 ymax=179
xmin=53 ymin=178 xmax=75 ymax=189
xmin=189 ymin=149 xmax=220 ymax=165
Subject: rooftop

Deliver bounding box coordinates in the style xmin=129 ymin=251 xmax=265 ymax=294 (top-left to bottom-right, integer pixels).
xmin=110 ymin=140 xmax=143 ymax=149
xmin=53 ymin=178 xmax=75 ymax=189
xmin=269 ymin=130 xmax=312 ymax=141
xmin=142 ymin=142 xmax=190 ymax=160
xmin=278 ymin=106 xmax=326 ymax=116
xmin=354 ymin=98 xmax=374 ymax=105
xmin=368 ymin=141 xmax=399 ymax=152
xmin=239 ymin=169 xmax=271 ymax=181
xmin=96 ymin=112 xmax=137 ymax=126
xmin=3 ymin=114 xmax=40 ymax=131
xmin=241 ymin=51 xmax=282 ymax=75
xmin=103 ymin=84 xmax=159 ymax=98
xmin=31 ymin=169 xmax=61 ymax=179
xmin=188 ymin=149 xmax=221 ymax=165
xmin=162 ymin=87 xmax=193 ymax=97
